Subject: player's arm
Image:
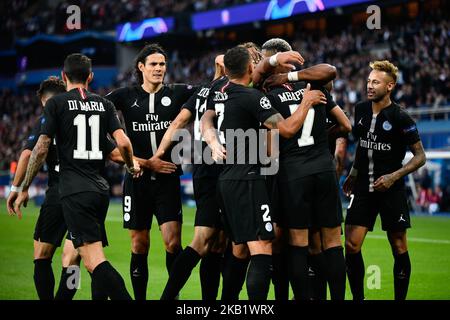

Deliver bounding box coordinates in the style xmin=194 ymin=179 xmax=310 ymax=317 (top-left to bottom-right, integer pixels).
xmin=200 ymin=109 xmax=226 ymax=161
xmin=335 ymin=137 xmax=347 ymax=177
xmin=329 ymin=106 xmax=352 ymax=134
xmin=343 ymin=141 xmax=360 ymax=196
xmin=12 ymin=135 xmax=52 ymax=219
xmin=263 ymin=83 xmax=327 ymax=138
xmin=6 ymin=149 xmax=31 ymax=215
xmin=263 ymin=64 xmax=337 ymax=90
xmin=374 ymin=141 xmax=426 ymax=192
xmin=111 ymin=129 xmax=137 ymax=173
xmin=253 ymin=51 xmax=305 ymax=87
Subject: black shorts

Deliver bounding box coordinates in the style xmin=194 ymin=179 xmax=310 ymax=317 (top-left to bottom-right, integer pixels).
xmin=33 ymin=188 xmax=67 ymax=247
xmin=345 ymin=185 xmax=411 ymax=232
xmin=279 ymin=171 xmax=342 ymax=229
xmin=123 ymin=172 xmax=182 ymax=230
xmin=217 ymin=179 xmax=274 ymax=244
xmin=193 ymin=178 xmax=222 ymax=228
xmin=61 ymin=192 xmax=109 ymax=249
xmin=265 ymin=175 xmax=281 ymax=225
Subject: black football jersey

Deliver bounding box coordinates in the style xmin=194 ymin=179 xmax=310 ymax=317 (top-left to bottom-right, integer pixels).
xmin=266 ymin=82 xmax=337 ymax=181
xmin=352 ymin=101 xmax=421 ymax=192
xmin=25 ymin=117 xmax=59 ymax=187
xmin=41 ymin=88 xmax=122 ymax=198
xmin=207 ymin=80 xmax=278 ymax=180
xmin=183 ymin=77 xmax=228 ymax=179
xmin=105 ymin=84 xmax=196 ymax=177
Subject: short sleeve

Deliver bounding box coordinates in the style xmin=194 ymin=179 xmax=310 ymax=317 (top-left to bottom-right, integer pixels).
xmin=174 ymin=84 xmax=198 ymax=104
xmin=245 ymin=91 xmax=278 ymax=124
xmin=105 ymin=136 xmax=117 ymax=155
xmin=104 ymin=87 xmax=127 ymax=111
xmin=105 ymin=100 xmax=123 ymax=135
xmin=324 ymin=89 xmax=338 ymax=114
xmin=398 ymin=108 xmax=420 ymax=146
xmin=23 ymin=120 xmax=41 ymax=151
xmin=40 ymin=98 xmax=58 ymax=138
xmin=182 ymin=88 xmax=201 ymax=114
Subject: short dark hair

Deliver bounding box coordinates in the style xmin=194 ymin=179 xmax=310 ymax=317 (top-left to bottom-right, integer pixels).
xmin=36 ymin=76 xmax=66 ymax=99
xmin=224 ymin=46 xmax=251 ymax=79
xmin=262 ymin=38 xmax=292 ymax=55
xmin=63 ymin=53 xmax=92 ymax=84
xmin=134 ymin=44 xmax=168 ymax=84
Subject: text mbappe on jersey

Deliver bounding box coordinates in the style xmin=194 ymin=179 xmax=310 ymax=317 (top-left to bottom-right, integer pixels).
xmin=277 ymin=88 xmax=305 ymax=102
xmin=132 ymin=113 xmax=171 ymax=132
xmin=68 ymin=100 xmax=105 ymax=112
xmin=359 ymin=131 xmax=392 ymax=151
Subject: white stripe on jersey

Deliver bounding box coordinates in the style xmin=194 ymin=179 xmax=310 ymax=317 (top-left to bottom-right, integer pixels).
xmin=368 ymin=114 xmax=377 ymax=192
xmin=149 ymin=93 xmax=157 ymax=180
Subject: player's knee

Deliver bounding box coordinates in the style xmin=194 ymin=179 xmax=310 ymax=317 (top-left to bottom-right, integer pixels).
xmin=165 ymin=238 xmax=181 ymax=254
xmin=131 ymin=232 xmax=150 ymax=254
xmin=345 ymin=238 xmax=362 ymax=254
xmin=34 ymin=243 xmax=55 ymax=260
xmin=390 ymin=239 xmax=408 ymax=254
xmin=61 ymin=248 xmax=80 ymax=267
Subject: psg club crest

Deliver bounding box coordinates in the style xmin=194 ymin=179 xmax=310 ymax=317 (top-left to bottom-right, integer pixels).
xmin=161 ymin=96 xmax=172 ymax=106
xmin=383 ymin=120 xmax=392 ymax=131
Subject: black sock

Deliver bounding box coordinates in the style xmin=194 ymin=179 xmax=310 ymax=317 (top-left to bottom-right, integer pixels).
xmin=166 ymin=247 xmax=182 ymax=275
xmin=200 ymin=252 xmax=223 ymax=301
xmin=246 ymin=254 xmax=272 ymax=301
xmin=221 ymin=253 xmax=249 ymax=300
xmin=54 ymin=267 xmax=77 ymax=300
xmin=324 ymin=246 xmax=346 ymax=300
xmin=89 ymin=271 xmax=108 ymax=300
xmin=130 ymin=252 xmax=148 ymax=300
xmin=308 ymin=253 xmax=327 ymax=300
xmin=346 ymin=250 xmax=365 ymax=300
xmin=393 ymin=251 xmax=411 ymax=300
xmin=161 ymin=246 xmax=201 ymax=300
xmin=92 ymin=261 xmax=132 ymax=300
xmin=272 ymin=251 xmax=289 ymax=300
xmin=288 ymin=245 xmax=309 ymax=300
xmin=33 ymin=259 xmax=55 ymax=300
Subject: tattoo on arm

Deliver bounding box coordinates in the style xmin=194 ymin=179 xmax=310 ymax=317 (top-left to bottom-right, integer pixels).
xmin=22 ymin=135 xmax=51 ymax=189
xmin=263 ymin=113 xmax=283 ymax=130
xmin=393 ymin=141 xmax=426 ymax=180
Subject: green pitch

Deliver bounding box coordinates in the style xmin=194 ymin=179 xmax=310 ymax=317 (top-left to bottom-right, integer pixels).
xmin=1 ymin=199 xmax=450 ymax=300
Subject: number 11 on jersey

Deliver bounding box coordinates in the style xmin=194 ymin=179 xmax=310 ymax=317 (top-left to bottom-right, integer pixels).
xmin=73 ymin=114 xmax=103 ymax=160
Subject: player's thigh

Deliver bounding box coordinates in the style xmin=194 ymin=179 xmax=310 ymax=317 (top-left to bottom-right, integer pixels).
xmin=155 ymin=176 xmax=183 ymax=226
xmin=34 ymin=200 xmax=67 ymax=249
xmin=313 ymin=171 xmax=342 ymax=229
xmin=217 ymin=179 xmax=274 ymax=244
xmin=61 ymin=239 xmax=80 ymax=267
xmin=379 ymin=186 xmax=411 ymax=232
xmin=61 ymin=192 xmax=110 ymax=249
xmin=78 ymin=241 xmax=106 ymax=273
xmin=247 ymin=240 xmax=272 ymax=255
xmin=193 ymin=178 xmax=222 ymax=229
xmin=278 ymin=175 xmax=314 ymax=230
xmin=345 ymin=190 xmax=378 ymax=232
xmin=122 ymin=172 xmax=154 ymax=230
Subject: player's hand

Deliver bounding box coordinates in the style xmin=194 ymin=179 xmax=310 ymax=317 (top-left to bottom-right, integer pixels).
xmin=373 ymin=174 xmax=396 ymax=192
xmin=12 ymin=190 xmax=29 ymax=220
xmin=6 ymin=191 xmax=19 ymax=216
xmin=301 ymin=83 xmax=327 ymax=107
xmin=276 ymin=51 xmax=305 ymax=71
xmin=131 ymin=159 xmax=143 ymax=178
xmin=262 ymin=73 xmax=288 ymax=91
xmin=145 ymin=156 xmax=177 ymax=174
xmin=343 ymin=175 xmax=355 ymax=196
xmin=211 ymin=142 xmax=226 ymax=162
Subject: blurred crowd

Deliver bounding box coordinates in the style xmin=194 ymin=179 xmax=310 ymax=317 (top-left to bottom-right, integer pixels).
xmin=1 ymin=0 xmax=254 ymax=42
xmin=1 ymin=7 xmax=449 ymax=210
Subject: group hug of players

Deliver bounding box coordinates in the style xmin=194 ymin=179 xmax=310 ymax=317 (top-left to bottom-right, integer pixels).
xmin=7 ymin=37 xmax=426 ymax=301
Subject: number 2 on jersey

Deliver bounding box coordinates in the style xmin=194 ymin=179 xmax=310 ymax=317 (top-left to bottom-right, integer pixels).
xmin=289 ymin=104 xmax=315 ymax=147
xmin=73 ymin=114 xmax=103 ymax=160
